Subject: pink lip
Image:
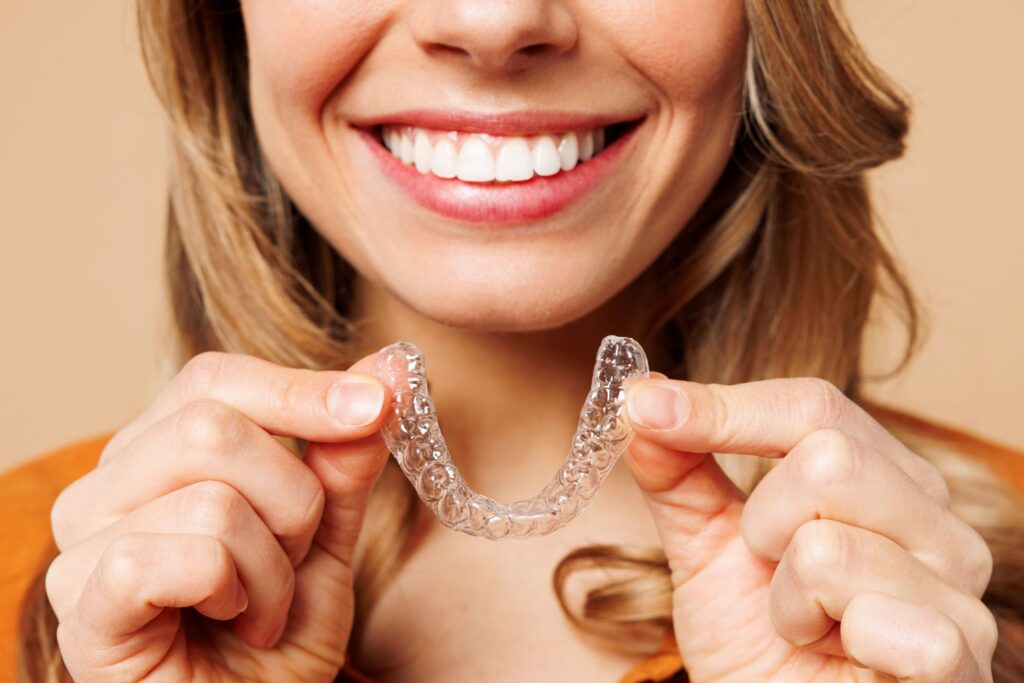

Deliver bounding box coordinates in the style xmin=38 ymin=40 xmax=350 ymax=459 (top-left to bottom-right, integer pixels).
xmin=352 ymin=120 xmax=643 ymax=224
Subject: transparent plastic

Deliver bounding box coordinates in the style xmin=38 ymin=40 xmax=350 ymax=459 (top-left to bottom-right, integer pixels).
xmin=372 ymin=335 xmax=649 ymax=539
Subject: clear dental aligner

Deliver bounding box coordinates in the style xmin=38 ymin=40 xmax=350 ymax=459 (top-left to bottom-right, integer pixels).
xmin=372 ymin=335 xmax=650 ymax=539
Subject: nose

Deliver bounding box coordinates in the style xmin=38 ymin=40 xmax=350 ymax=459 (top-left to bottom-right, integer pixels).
xmin=410 ymin=0 xmax=578 ymax=74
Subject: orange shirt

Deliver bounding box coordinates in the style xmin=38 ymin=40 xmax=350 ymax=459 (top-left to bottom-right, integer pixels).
xmin=3 ymin=426 xmax=1022 ymax=681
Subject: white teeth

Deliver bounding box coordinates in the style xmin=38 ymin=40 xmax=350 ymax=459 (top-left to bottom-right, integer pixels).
xmin=379 ymin=122 xmax=622 ymax=182
xmin=558 ymin=132 xmax=578 ymax=171
xmin=414 ymin=131 xmax=432 ymax=174
xmin=429 ymin=137 xmax=458 ymax=178
xmin=386 ymin=128 xmax=399 ymax=157
xmin=494 ymin=137 xmax=534 ymax=182
xmin=399 ymin=134 xmax=415 ymax=165
xmin=578 ymin=130 xmax=594 ymax=162
xmin=532 ymin=136 xmax=561 ymax=176
xmin=456 ymin=137 xmax=495 ymax=182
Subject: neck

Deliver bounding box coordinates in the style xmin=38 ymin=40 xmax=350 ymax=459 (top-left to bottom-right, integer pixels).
xmin=351 ymin=275 xmax=649 ymax=502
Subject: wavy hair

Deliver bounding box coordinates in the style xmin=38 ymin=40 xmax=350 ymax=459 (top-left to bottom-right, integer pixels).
xmin=18 ymin=0 xmax=1024 ymax=680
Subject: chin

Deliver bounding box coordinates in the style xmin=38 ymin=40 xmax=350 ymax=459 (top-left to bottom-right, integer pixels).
xmin=391 ymin=274 xmax=614 ymax=333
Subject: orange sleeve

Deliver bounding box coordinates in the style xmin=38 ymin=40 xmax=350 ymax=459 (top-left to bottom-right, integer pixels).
xmin=0 ymin=431 xmax=114 ymax=681
xmin=865 ymin=402 xmax=1024 ymax=495
xmin=617 ymin=631 xmax=687 ymax=682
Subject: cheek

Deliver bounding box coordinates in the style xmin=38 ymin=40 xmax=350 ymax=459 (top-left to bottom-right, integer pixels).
xmin=597 ymin=0 xmax=748 ymax=107
xmin=241 ymin=2 xmax=392 ymax=120
xmin=240 ymin=0 xmax=400 ymax=238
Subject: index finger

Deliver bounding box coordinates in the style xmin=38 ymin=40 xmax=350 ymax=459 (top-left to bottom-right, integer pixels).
xmin=623 ymin=376 xmax=948 ymax=500
xmin=101 ymin=350 xmax=391 ymax=463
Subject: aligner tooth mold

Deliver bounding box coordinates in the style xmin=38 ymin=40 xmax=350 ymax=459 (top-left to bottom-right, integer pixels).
xmin=372 ymin=335 xmax=650 ymax=539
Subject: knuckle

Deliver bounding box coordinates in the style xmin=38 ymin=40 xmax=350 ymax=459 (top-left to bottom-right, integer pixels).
xmin=49 ymin=474 xmax=94 ymax=551
xmin=946 ymin=590 xmax=998 ymax=658
xmin=790 ymin=429 xmax=857 ymax=485
xmin=915 ymin=608 xmax=967 ymax=677
xmin=961 ymin=524 xmax=994 ymax=595
xmin=181 ymin=480 xmax=246 ymax=538
xmin=800 ymin=378 xmax=847 ymax=430
xmin=788 ymin=519 xmax=846 ymax=587
xmin=705 ymin=383 xmax=743 ymax=445
xmin=100 ymin=535 xmax=151 ymax=593
xmin=44 ymin=554 xmax=68 ymax=611
xmin=971 ymin=601 xmax=1000 ymax=659
xmin=177 ymin=351 xmax=229 ymax=402
xmin=174 ymin=399 xmax=248 ymax=454
xmin=49 ymin=486 xmax=73 ymax=549
xmin=269 ymin=368 xmax=319 ymax=417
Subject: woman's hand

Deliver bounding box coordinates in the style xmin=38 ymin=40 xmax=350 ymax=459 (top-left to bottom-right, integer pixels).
xmin=46 ymin=350 xmax=393 ymax=682
xmin=623 ymin=375 xmax=998 ymax=682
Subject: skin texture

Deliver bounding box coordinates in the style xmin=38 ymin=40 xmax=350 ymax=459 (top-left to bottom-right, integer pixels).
xmin=242 ymin=0 xmax=746 ymax=332
xmin=45 ymin=1 xmax=996 ymax=681
xmin=623 ymin=373 xmax=997 ymax=681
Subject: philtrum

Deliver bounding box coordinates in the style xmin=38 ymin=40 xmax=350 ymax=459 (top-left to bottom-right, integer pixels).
xmin=372 ymin=335 xmax=650 ymax=539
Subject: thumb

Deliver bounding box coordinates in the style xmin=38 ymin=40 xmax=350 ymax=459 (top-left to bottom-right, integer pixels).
xmin=622 ymin=372 xmax=746 ymax=583
xmin=284 ymin=349 xmax=393 ymax=663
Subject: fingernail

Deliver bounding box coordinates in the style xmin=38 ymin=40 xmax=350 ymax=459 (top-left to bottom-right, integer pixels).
xmin=627 ymin=381 xmax=688 ymax=430
xmin=234 ymin=579 xmax=248 ymax=613
xmin=327 ymin=376 xmax=385 ymax=426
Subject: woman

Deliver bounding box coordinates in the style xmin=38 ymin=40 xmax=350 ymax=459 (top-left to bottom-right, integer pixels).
xmin=12 ymin=0 xmax=1024 ymax=680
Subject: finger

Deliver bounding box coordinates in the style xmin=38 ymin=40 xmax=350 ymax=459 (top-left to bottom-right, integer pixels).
xmin=100 ymin=349 xmax=392 ymax=462
xmin=51 ymin=400 xmax=326 ymax=556
xmin=274 ymin=352 xmax=394 ymax=661
xmin=623 ymin=372 xmax=747 ymax=576
xmin=742 ymin=429 xmax=992 ymax=597
xmin=57 ymin=532 xmax=248 ymax=681
xmin=769 ymin=519 xmax=996 ymax=669
xmin=841 ymin=593 xmax=990 ymax=682
xmin=623 ymin=431 xmax=747 ymax=582
xmin=623 ymin=377 xmax=949 ymax=502
xmin=47 ymin=480 xmax=295 ymax=650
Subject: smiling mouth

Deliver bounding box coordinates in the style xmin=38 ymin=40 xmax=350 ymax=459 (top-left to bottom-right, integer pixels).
xmin=370 ymin=118 xmax=644 ymax=184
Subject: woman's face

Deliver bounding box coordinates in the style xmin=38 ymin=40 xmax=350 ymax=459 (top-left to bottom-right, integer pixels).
xmin=240 ymin=1 xmax=748 ymax=331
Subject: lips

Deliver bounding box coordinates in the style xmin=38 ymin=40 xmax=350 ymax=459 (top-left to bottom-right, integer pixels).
xmin=350 ymin=111 xmax=645 ymax=224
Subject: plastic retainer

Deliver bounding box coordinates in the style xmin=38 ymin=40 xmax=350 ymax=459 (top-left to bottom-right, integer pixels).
xmin=372 ymin=335 xmax=650 ymax=539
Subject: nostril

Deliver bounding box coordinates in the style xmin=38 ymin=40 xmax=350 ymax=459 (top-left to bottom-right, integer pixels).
xmin=518 ymin=43 xmax=551 ymax=57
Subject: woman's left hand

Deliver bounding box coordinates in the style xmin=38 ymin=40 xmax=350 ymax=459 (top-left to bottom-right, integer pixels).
xmin=622 ymin=375 xmax=998 ymax=682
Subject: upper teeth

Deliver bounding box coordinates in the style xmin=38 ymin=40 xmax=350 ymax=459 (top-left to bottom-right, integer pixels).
xmin=380 ymin=125 xmax=607 ymax=183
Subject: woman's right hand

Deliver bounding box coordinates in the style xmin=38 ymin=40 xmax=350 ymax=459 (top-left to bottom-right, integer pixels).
xmin=46 ymin=349 xmax=394 ymax=682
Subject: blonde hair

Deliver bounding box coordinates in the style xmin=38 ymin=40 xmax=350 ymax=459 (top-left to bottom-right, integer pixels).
xmin=19 ymin=0 xmax=1024 ymax=680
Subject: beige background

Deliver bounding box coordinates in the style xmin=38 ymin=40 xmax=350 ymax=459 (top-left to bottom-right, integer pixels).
xmin=1 ymin=1 xmax=1021 ymax=473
